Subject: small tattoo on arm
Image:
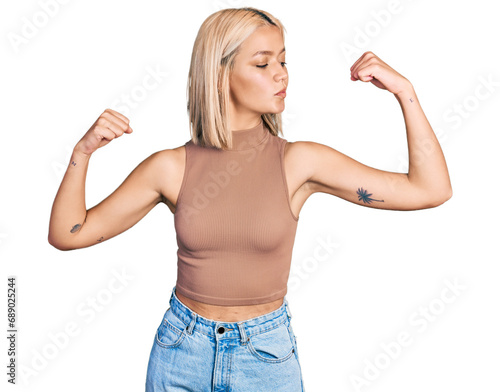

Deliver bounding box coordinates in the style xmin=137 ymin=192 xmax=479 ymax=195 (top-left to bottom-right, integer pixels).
xmin=97 ymin=236 xmax=104 ymax=242
xmin=409 ymin=97 xmax=414 ymax=103
xmin=356 ymin=187 xmax=384 ymax=204
xmin=70 ymin=224 xmax=82 ymax=233
xmin=71 ymin=161 xmax=77 ymax=166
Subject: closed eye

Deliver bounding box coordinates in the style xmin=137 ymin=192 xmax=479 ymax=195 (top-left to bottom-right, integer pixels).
xmin=257 ymin=62 xmax=287 ymax=68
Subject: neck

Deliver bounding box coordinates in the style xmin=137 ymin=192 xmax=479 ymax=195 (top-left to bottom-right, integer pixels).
xmin=227 ymin=118 xmax=269 ymax=151
xmin=228 ymin=112 xmax=263 ymax=132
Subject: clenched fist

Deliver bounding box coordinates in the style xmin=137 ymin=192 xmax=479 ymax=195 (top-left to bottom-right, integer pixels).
xmin=350 ymin=51 xmax=412 ymax=96
xmin=75 ymin=108 xmax=133 ymax=156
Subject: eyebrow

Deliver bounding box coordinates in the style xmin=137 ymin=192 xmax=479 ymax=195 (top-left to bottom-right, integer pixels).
xmin=252 ymin=47 xmax=286 ymax=57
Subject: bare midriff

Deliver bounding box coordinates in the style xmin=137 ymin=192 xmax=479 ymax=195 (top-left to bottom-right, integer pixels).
xmin=175 ymin=291 xmax=284 ymax=322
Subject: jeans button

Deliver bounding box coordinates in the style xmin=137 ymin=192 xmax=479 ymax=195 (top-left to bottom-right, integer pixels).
xmin=217 ymin=326 xmax=225 ymax=334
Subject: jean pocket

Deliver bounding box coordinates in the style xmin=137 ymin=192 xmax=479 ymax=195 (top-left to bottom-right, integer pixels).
xmin=155 ymin=308 xmax=187 ymax=349
xmin=287 ymin=319 xmax=298 ymax=350
xmin=247 ymin=321 xmax=295 ymax=364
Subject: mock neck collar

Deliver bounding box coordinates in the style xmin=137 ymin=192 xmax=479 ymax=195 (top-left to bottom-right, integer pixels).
xmin=229 ymin=119 xmax=269 ymax=151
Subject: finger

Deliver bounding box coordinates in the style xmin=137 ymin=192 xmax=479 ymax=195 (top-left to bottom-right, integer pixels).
xmin=350 ymin=52 xmax=382 ymax=82
xmin=98 ymin=127 xmax=117 ymax=142
xmin=104 ymin=108 xmax=133 ymax=132
xmin=104 ymin=108 xmax=130 ymax=125
xmin=355 ymin=64 xmax=377 ymax=82
xmin=349 ymin=53 xmax=365 ymax=71
xmin=352 ymin=63 xmax=371 ymax=81
xmin=349 ymin=51 xmax=373 ymax=72
xmin=353 ymin=58 xmax=383 ymax=81
xmin=101 ymin=111 xmax=131 ymax=134
xmin=97 ymin=116 xmax=126 ymax=138
xmin=106 ymin=120 xmax=127 ymax=137
xmin=350 ymin=58 xmax=370 ymax=80
xmin=350 ymin=58 xmax=363 ymax=76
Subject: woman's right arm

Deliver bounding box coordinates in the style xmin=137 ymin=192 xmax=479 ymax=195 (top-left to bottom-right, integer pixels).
xmin=48 ymin=108 xmax=172 ymax=251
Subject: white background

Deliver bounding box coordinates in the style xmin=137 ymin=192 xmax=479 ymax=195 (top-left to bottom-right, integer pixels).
xmin=1 ymin=0 xmax=499 ymax=391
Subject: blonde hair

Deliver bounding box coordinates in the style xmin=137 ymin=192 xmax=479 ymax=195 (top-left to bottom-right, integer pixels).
xmin=186 ymin=7 xmax=287 ymax=150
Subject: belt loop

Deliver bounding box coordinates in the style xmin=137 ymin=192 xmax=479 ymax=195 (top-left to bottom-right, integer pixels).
xmin=237 ymin=322 xmax=249 ymax=345
xmin=186 ymin=312 xmax=197 ymax=335
xmin=170 ymin=286 xmax=175 ymax=303
xmin=284 ymin=297 xmax=292 ymax=319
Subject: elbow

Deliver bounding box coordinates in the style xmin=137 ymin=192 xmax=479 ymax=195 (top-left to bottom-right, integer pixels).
xmin=427 ymin=186 xmax=453 ymax=208
xmin=47 ymin=233 xmax=75 ymax=251
xmin=445 ymin=186 xmax=453 ymax=202
xmin=440 ymin=185 xmax=453 ymax=205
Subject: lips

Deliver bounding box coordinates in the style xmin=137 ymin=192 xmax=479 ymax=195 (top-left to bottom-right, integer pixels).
xmin=275 ymin=88 xmax=286 ymax=98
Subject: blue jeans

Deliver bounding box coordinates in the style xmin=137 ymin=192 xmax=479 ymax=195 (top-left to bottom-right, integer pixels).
xmin=146 ymin=286 xmax=305 ymax=391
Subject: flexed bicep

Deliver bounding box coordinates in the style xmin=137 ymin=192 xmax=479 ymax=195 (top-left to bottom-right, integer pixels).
xmin=58 ymin=150 xmax=176 ymax=250
xmin=298 ymin=141 xmax=442 ymax=211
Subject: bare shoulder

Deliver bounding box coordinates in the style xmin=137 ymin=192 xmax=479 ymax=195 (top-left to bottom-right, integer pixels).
xmin=147 ymin=144 xmax=187 ymax=213
xmin=283 ymin=139 xmax=351 ymax=196
xmin=283 ymin=140 xmax=319 ymax=197
xmin=285 ymin=139 xmax=329 ymax=158
xmin=151 ymin=144 xmax=186 ymax=166
xmin=142 ymin=145 xmax=185 ymax=176
xmin=284 ymin=139 xmax=349 ymax=173
xmin=283 ymin=140 xmax=319 ymax=183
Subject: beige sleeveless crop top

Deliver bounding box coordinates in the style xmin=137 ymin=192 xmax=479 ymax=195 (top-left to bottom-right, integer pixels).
xmin=173 ymin=119 xmax=299 ymax=305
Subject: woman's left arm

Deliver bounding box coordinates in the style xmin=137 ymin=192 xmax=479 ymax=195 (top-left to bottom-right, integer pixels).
xmin=297 ymin=51 xmax=452 ymax=211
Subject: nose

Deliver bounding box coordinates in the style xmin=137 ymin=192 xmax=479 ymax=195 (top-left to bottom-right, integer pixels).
xmin=273 ymin=63 xmax=287 ymax=84
xmin=275 ymin=72 xmax=287 ymax=87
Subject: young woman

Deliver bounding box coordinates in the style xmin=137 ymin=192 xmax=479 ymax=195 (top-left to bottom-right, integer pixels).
xmin=48 ymin=7 xmax=452 ymax=391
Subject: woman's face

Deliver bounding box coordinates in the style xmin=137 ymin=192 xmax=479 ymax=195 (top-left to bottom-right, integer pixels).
xmin=228 ymin=25 xmax=288 ymax=123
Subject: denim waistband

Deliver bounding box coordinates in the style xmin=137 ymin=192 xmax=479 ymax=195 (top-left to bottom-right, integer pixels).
xmin=168 ymin=286 xmax=292 ymax=345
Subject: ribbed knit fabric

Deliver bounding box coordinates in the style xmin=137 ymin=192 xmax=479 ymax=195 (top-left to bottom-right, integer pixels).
xmin=173 ymin=119 xmax=299 ymax=305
